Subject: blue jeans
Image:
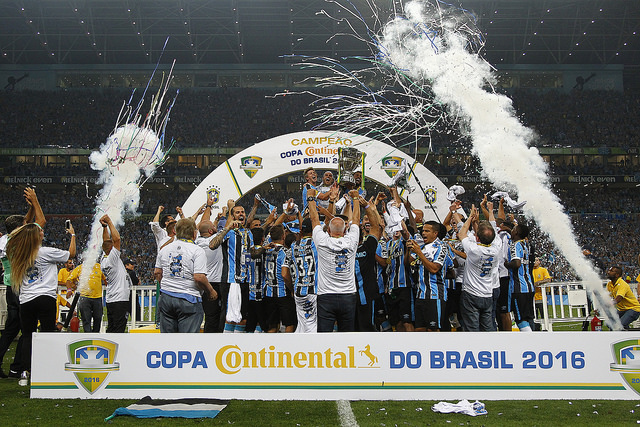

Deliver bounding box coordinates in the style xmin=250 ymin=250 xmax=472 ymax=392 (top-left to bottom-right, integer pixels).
xmin=618 ymin=309 xmax=640 ymax=329
xmin=158 ymin=293 xmax=204 ymax=333
xmin=78 ymin=296 xmax=103 ymax=333
xmin=317 ymin=293 xmax=357 ymax=332
xmin=460 ymin=291 xmax=496 ymax=332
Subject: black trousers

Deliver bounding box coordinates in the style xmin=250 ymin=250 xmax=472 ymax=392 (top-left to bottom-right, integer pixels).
xmin=20 ymin=295 xmax=57 ymax=372
xmin=202 ymin=282 xmax=222 ymax=333
xmin=0 ymin=287 xmax=24 ymax=373
xmin=106 ymin=301 xmax=130 ymax=333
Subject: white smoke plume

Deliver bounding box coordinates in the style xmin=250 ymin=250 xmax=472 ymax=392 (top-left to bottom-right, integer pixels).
xmin=378 ymin=1 xmax=620 ymax=328
xmin=76 ymin=68 xmax=177 ymax=295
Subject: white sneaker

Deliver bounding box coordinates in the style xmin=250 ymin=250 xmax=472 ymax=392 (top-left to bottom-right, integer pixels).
xmin=18 ymin=371 xmax=29 ymax=387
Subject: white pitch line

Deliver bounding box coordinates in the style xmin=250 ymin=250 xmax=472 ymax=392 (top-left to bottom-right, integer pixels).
xmin=337 ymin=399 xmax=359 ymax=427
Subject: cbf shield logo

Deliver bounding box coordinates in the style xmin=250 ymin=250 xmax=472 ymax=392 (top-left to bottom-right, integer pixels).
xmin=207 ymin=184 xmax=221 ymax=205
xmin=610 ymin=339 xmax=640 ymax=395
xmin=240 ymin=156 xmax=263 ymax=178
xmin=424 ymin=186 xmax=437 ymax=204
xmin=64 ymin=339 xmax=119 ymax=394
xmin=380 ymin=156 xmax=404 ymax=178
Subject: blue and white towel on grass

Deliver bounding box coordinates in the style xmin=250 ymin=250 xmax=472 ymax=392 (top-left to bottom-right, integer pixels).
xmin=105 ymin=396 xmax=228 ymax=420
xmin=432 ymin=399 xmax=487 ymax=416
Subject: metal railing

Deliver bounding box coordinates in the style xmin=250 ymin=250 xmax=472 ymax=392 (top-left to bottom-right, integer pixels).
xmin=129 ymin=285 xmax=157 ymax=329
xmin=537 ymin=281 xmax=591 ymax=331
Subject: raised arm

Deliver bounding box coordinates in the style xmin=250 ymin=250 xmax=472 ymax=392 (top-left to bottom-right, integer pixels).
xmin=101 ymin=214 xmax=121 ymax=251
xmin=307 ymin=188 xmax=321 ymax=229
xmin=246 ymin=195 xmax=260 ymax=227
xmin=486 ymin=201 xmax=496 ymax=223
xmin=363 ymin=196 xmax=382 ymax=240
xmin=497 ymin=198 xmax=506 ymax=220
xmin=326 ymin=182 xmax=339 ymax=216
xmin=66 ymin=222 xmax=77 ymax=259
xmin=209 ymin=220 xmax=237 ymax=251
xmin=153 ymin=205 xmax=164 ymax=223
xmin=442 ymin=200 xmax=461 ymax=232
xmin=348 ymin=189 xmax=361 ymax=228
xmin=24 ymin=187 xmax=46 ymax=228
xmin=176 ymin=206 xmax=184 ymax=220
xmin=458 ymin=204 xmax=477 ymax=241
xmin=479 ymin=194 xmax=490 ymax=220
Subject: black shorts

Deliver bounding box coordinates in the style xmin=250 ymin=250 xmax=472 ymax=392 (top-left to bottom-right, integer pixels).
xmin=387 ymin=287 xmax=413 ymax=325
xmin=264 ymin=295 xmax=297 ymax=328
xmin=497 ymin=276 xmax=511 ymax=313
xmin=415 ymin=299 xmax=445 ymax=330
xmin=246 ymin=299 xmax=269 ymax=333
xmin=445 ymin=287 xmax=462 ymax=316
xmin=512 ymin=292 xmax=534 ymax=325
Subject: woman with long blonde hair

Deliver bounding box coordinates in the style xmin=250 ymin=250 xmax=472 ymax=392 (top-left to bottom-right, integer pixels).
xmin=6 ymin=221 xmax=76 ymax=386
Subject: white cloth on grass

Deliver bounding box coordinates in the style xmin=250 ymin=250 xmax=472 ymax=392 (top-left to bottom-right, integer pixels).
xmin=431 ymin=400 xmax=487 ymax=417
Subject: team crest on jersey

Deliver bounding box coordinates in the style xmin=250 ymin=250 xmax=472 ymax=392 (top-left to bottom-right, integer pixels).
xmin=610 ymin=338 xmax=640 ymax=396
xmin=206 ymin=184 xmax=221 ymax=206
xmin=64 ymin=339 xmax=119 ymax=394
xmin=380 ymin=156 xmax=404 ymax=178
xmin=424 ymin=185 xmax=437 ymax=204
xmin=240 ymin=156 xmax=263 ymax=178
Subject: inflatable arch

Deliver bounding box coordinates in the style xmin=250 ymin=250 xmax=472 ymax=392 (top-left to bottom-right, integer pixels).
xmin=182 ymin=131 xmax=451 ymax=221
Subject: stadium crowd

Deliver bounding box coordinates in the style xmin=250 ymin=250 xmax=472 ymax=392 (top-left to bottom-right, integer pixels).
xmin=1 ymin=88 xmax=639 ymax=149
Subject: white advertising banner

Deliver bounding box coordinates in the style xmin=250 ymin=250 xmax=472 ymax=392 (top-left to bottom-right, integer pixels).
xmin=31 ymin=332 xmax=640 ymax=400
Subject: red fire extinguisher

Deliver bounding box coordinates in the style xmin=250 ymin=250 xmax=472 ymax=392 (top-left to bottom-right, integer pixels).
xmin=69 ymin=313 xmax=80 ymax=332
xmin=591 ymin=313 xmax=602 ymax=331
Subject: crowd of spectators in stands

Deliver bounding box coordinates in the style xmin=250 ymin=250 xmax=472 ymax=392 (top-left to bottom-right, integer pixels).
xmin=1 ymin=88 xmax=639 ymax=149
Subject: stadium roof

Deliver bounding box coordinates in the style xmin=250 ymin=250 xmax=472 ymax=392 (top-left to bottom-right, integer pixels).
xmin=1 ymin=0 xmax=639 ymax=67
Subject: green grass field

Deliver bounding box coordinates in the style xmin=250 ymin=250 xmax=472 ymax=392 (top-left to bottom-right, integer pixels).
xmin=1 ymin=375 xmax=640 ymax=426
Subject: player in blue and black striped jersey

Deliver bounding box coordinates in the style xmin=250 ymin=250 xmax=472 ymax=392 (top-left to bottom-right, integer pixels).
xmin=504 ymin=222 xmax=535 ymax=332
xmin=209 ymin=203 xmax=254 ymax=333
xmin=282 ymin=218 xmax=318 ymax=333
xmin=407 ymin=221 xmax=452 ymax=331
xmin=301 ymin=167 xmax=319 ymax=212
xmin=261 ymin=225 xmax=296 ymax=333
xmin=246 ymin=227 xmax=268 ymax=333
xmin=386 ymin=221 xmax=413 ymax=332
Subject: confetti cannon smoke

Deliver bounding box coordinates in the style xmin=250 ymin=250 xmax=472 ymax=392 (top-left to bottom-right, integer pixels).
xmin=307 ymin=0 xmax=620 ymax=328
xmin=75 ymin=67 xmax=177 ymax=296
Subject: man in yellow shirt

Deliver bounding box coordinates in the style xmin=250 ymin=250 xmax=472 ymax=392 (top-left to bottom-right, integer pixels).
xmin=607 ymin=266 xmax=640 ymax=329
xmin=57 ymin=259 xmax=74 ymax=288
xmin=532 ymin=258 xmax=552 ymax=326
xmin=67 ymin=263 xmax=106 ymax=333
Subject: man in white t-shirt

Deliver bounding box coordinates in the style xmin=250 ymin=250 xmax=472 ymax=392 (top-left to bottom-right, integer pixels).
xmin=99 ymin=215 xmax=132 ymax=333
xmin=155 ymin=218 xmax=216 ymax=333
xmin=307 ymin=187 xmax=361 ymax=332
xmin=458 ymin=205 xmax=502 ymax=332
xmin=195 ymin=219 xmax=222 ymax=332
xmin=150 ymin=205 xmax=174 ymax=247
